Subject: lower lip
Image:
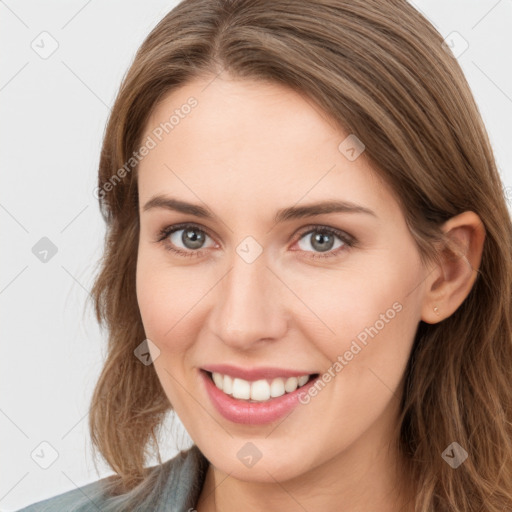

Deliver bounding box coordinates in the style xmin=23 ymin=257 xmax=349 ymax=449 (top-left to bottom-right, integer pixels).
xmin=200 ymin=369 xmax=320 ymax=425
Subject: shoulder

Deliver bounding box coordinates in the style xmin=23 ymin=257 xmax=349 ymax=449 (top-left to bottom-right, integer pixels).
xmin=14 ymin=477 xmax=111 ymax=512
xmin=15 ymin=444 xmax=209 ymax=512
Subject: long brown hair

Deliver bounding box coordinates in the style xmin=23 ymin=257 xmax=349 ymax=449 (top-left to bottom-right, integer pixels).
xmin=86 ymin=0 xmax=512 ymax=509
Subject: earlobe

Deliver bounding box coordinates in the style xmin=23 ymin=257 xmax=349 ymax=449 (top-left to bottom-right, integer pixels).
xmin=421 ymin=211 xmax=486 ymax=324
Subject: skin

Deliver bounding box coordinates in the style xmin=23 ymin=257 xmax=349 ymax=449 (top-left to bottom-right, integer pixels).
xmin=135 ymin=74 xmax=485 ymax=512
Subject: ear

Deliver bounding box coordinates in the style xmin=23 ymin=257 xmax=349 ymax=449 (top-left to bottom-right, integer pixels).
xmin=421 ymin=211 xmax=486 ymax=324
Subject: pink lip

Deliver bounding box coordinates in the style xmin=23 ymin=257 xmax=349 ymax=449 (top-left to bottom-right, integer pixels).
xmin=200 ymin=369 xmax=320 ymax=425
xmin=201 ymin=363 xmax=316 ymax=381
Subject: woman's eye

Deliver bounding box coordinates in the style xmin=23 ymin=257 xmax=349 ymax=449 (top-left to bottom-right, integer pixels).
xmin=156 ymin=224 xmax=215 ymax=258
xmin=155 ymin=223 xmax=355 ymax=260
xmin=294 ymin=227 xmax=354 ymax=259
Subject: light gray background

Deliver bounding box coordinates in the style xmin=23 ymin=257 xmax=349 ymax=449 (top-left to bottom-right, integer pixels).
xmin=1 ymin=1 xmax=511 ymax=510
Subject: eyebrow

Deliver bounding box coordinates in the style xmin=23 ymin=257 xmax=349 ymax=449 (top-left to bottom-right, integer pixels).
xmin=142 ymin=195 xmax=377 ymax=223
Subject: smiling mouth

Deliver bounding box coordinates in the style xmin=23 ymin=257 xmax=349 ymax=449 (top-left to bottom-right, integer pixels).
xmin=204 ymin=370 xmax=320 ymax=403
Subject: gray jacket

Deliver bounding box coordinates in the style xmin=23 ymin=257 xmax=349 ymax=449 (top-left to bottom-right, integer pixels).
xmin=15 ymin=444 xmax=209 ymax=512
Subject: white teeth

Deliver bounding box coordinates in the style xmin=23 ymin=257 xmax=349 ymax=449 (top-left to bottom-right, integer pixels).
xmin=297 ymin=375 xmax=309 ymax=386
xmin=250 ymin=379 xmax=270 ymax=401
xmin=223 ymin=374 xmax=233 ymax=395
xmin=210 ymin=372 xmax=313 ymax=402
xmin=232 ymin=378 xmax=251 ymax=399
xmin=269 ymin=378 xmax=285 ymax=398
xmin=212 ymin=372 xmax=223 ymax=388
xmin=284 ymin=377 xmax=298 ymax=392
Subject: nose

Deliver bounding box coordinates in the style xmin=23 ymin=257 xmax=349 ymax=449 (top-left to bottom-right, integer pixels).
xmin=208 ymin=249 xmax=288 ymax=351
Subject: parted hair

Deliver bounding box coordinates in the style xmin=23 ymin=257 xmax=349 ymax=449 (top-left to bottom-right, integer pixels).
xmin=85 ymin=0 xmax=512 ymax=510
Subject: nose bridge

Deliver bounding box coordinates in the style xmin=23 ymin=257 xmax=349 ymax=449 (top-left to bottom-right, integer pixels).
xmin=211 ymin=244 xmax=287 ymax=348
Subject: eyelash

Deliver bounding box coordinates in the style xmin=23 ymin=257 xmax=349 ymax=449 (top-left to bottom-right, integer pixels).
xmin=154 ymin=222 xmax=356 ymax=260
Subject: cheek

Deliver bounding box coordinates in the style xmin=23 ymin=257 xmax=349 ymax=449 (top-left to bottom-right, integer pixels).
xmin=136 ymin=250 xmax=187 ymax=349
xmin=331 ymin=272 xmax=421 ymax=416
xmin=290 ymin=267 xmax=410 ymax=344
xmin=136 ymin=247 xmax=214 ymax=359
xmin=293 ymin=254 xmax=422 ymax=385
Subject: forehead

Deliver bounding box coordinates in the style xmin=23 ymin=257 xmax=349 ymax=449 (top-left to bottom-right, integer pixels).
xmin=144 ymin=75 xmax=343 ymax=155
xmin=137 ymin=76 xmax=398 ymax=225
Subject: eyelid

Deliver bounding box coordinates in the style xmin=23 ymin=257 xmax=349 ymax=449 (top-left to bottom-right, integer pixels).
xmin=154 ymin=222 xmax=215 ymax=245
xmin=293 ymin=224 xmax=355 ymax=246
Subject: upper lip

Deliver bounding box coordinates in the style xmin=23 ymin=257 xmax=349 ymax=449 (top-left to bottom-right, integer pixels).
xmin=201 ymin=364 xmax=318 ymax=381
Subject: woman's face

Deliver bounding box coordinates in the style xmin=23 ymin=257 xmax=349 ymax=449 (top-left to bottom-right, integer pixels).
xmin=136 ymin=75 xmax=429 ymax=483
